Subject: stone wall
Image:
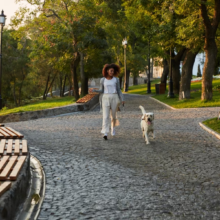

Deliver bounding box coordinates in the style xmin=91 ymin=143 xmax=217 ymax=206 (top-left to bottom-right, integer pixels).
xmin=0 ymin=94 xmax=99 ymax=123
xmin=0 ymin=154 xmax=30 ymax=220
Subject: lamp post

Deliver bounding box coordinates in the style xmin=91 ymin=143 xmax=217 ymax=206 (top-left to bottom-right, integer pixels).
xmin=147 ymin=40 xmax=151 ymax=93
xmin=168 ymin=5 xmax=174 ymax=98
xmin=0 ymin=10 xmax=6 ymax=109
xmin=122 ymin=38 xmax=128 ymax=92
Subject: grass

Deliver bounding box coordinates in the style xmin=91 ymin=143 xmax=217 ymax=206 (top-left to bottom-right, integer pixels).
xmin=125 ymin=78 xmax=220 ymax=108
xmin=125 ymin=78 xmax=161 ymax=95
xmin=203 ymin=117 xmax=220 ymax=134
xmin=0 ymin=96 xmax=76 ymax=116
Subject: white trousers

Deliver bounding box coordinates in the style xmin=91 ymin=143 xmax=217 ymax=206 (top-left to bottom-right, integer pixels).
xmin=101 ymin=94 xmax=120 ymax=134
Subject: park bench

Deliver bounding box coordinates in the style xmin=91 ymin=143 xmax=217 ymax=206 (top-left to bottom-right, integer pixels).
xmin=0 ymin=181 xmax=12 ymax=197
xmin=0 ymin=125 xmax=28 ymax=197
xmin=0 ymin=139 xmax=28 ymax=156
xmin=0 ymin=127 xmax=24 ymax=139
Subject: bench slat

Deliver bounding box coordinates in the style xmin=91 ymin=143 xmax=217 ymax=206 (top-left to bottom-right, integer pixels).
xmin=0 ymin=140 xmax=6 ymax=155
xmin=6 ymin=127 xmax=24 ymax=139
xmin=1 ymin=127 xmax=17 ymax=138
xmin=10 ymin=156 xmax=26 ymax=180
xmin=0 ymin=181 xmax=11 ymax=197
xmin=0 ymin=156 xmax=10 ymax=172
xmin=0 ymin=156 xmax=18 ymax=180
xmin=0 ymin=128 xmax=10 ymax=138
xmin=7 ymin=140 xmax=13 ymax=155
xmin=22 ymin=140 xmax=28 ymax=155
xmin=14 ymin=140 xmax=20 ymax=155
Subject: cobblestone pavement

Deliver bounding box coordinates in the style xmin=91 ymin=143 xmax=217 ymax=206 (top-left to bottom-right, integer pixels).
xmin=7 ymin=94 xmax=220 ymax=220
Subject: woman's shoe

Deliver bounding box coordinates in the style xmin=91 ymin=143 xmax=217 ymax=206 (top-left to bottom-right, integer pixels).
xmin=103 ymin=135 xmax=108 ymax=140
xmin=111 ymin=127 xmax=115 ymax=136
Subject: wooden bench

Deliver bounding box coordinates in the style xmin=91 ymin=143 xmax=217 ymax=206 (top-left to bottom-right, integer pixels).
xmin=0 ymin=156 xmax=27 ymax=181
xmin=0 ymin=181 xmax=11 ymax=197
xmin=0 ymin=139 xmax=28 ymax=156
xmin=0 ymin=127 xmax=24 ymax=139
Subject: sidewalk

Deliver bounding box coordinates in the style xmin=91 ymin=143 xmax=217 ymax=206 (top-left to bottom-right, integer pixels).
xmin=7 ymin=94 xmax=220 ymax=219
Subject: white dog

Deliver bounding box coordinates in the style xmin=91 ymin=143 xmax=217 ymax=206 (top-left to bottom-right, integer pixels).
xmin=139 ymin=105 xmax=155 ymax=144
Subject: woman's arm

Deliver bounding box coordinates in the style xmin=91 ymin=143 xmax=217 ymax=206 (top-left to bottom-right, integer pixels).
xmin=93 ymin=78 xmax=104 ymax=93
xmin=116 ymin=78 xmax=124 ymax=102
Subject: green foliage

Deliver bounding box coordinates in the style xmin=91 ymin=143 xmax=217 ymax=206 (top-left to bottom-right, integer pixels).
xmin=203 ymin=118 xmax=220 ymax=134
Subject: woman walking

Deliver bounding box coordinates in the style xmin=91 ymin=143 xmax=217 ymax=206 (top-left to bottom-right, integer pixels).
xmin=93 ymin=64 xmax=125 ymax=140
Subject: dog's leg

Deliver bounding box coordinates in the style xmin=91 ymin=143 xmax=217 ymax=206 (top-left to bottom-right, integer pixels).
xmin=145 ymin=132 xmax=150 ymax=144
xmin=152 ymin=130 xmax=155 ymax=139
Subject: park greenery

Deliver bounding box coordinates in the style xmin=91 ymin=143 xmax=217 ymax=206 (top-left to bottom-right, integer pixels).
xmin=0 ymin=96 xmax=75 ymax=116
xmin=203 ymin=117 xmax=220 ymax=134
xmin=1 ymin=0 xmax=220 ymax=110
xmin=127 ymin=79 xmax=220 ymax=108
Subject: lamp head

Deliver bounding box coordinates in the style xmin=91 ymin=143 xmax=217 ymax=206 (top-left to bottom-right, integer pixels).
xmin=0 ymin=10 xmax=6 ymax=26
xmin=122 ymin=38 xmax=128 ymax=46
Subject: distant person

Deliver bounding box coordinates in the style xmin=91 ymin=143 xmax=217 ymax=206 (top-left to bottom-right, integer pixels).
xmin=93 ymin=64 xmax=125 ymax=140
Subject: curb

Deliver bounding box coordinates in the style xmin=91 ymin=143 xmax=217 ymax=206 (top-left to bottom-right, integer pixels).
xmin=149 ymin=96 xmax=177 ymax=110
xmin=17 ymin=155 xmax=46 ymax=220
xmin=199 ymin=122 xmax=220 ymax=140
xmin=0 ymin=94 xmax=99 ymax=123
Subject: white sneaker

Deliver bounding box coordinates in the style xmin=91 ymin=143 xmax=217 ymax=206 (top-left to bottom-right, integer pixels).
xmin=111 ymin=127 xmax=115 ymax=136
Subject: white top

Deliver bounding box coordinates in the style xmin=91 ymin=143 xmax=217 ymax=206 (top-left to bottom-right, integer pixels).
xmin=104 ymin=77 xmax=117 ymax=94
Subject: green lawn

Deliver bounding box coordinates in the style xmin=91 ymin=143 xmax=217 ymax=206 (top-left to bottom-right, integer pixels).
xmin=125 ymin=78 xmax=161 ymax=95
xmin=126 ymin=79 xmax=220 ymax=108
xmin=0 ymin=96 xmax=76 ymax=116
xmin=203 ymin=118 xmax=220 ymax=134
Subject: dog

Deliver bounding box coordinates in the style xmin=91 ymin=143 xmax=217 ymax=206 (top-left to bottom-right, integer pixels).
xmin=139 ymin=105 xmax=155 ymax=144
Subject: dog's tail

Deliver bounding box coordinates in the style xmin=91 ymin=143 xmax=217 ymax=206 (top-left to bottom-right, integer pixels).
xmin=139 ymin=105 xmax=146 ymax=115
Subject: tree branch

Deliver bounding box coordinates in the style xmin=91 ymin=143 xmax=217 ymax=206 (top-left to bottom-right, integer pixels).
xmin=43 ymin=9 xmax=62 ymax=21
xmin=213 ymin=0 xmax=220 ymax=30
xmin=200 ymin=0 xmax=212 ymax=31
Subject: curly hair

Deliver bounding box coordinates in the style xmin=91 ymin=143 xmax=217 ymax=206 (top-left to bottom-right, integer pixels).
xmin=102 ymin=63 xmax=120 ymax=78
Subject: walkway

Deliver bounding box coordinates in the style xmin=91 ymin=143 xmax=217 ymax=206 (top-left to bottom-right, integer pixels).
xmin=7 ymin=94 xmax=220 ymax=220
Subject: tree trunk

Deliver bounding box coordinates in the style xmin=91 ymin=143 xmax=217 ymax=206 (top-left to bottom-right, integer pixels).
xmin=71 ymin=52 xmax=80 ymax=100
xmin=201 ymin=40 xmax=217 ymax=100
xmin=62 ymin=74 xmax=67 ymax=97
xmin=161 ymin=59 xmax=169 ymax=90
xmin=13 ymin=80 xmax=18 ymax=107
xmin=200 ymin=0 xmax=220 ymax=100
xmin=59 ymin=75 xmax=63 ymax=97
xmin=119 ymin=76 xmax=122 ymax=89
xmin=80 ymin=52 xmax=86 ymax=97
xmin=84 ymin=77 xmax=88 ymax=95
xmin=133 ymin=75 xmax=138 ymax=85
xmin=179 ymin=50 xmax=198 ymax=100
xmin=43 ymin=74 xmax=50 ymax=100
xmin=46 ymin=75 xmax=56 ymax=97
xmin=168 ymin=48 xmax=186 ymax=95
xmin=197 ymin=64 xmax=202 ymax=77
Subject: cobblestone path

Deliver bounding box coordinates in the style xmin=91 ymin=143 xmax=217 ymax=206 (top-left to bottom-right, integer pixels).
xmin=7 ymin=94 xmax=220 ymax=220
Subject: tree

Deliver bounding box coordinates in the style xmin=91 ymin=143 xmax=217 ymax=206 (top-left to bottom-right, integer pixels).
xmin=197 ymin=64 xmax=202 ymax=77
xmin=200 ymin=0 xmax=220 ymax=100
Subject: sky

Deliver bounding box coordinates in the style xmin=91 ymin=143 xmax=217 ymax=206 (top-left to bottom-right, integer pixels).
xmin=1 ymin=0 xmax=29 ymax=26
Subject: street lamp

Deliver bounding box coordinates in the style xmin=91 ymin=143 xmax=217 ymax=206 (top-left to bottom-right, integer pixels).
xmin=122 ymin=38 xmax=128 ymax=92
xmin=147 ymin=40 xmax=151 ymax=93
xmin=0 ymin=10 xmax=6 ymax=109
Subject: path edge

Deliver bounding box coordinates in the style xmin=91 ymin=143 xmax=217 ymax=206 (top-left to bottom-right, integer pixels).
xmin=199 ymin=122 xmax=220 ymax=140
xmin=149 ymin=96 xmax=177 ymax=110
xmin=16 ymin=154 xmax=46 ymax=220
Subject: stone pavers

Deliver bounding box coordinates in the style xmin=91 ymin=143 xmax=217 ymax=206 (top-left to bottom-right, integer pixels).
xmin=6 ymin=94 xmax=220 ymax=220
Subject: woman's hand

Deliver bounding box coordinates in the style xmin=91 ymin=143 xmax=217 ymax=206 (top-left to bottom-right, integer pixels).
xmin=122 ymin=101 xmax=125 ymax=106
